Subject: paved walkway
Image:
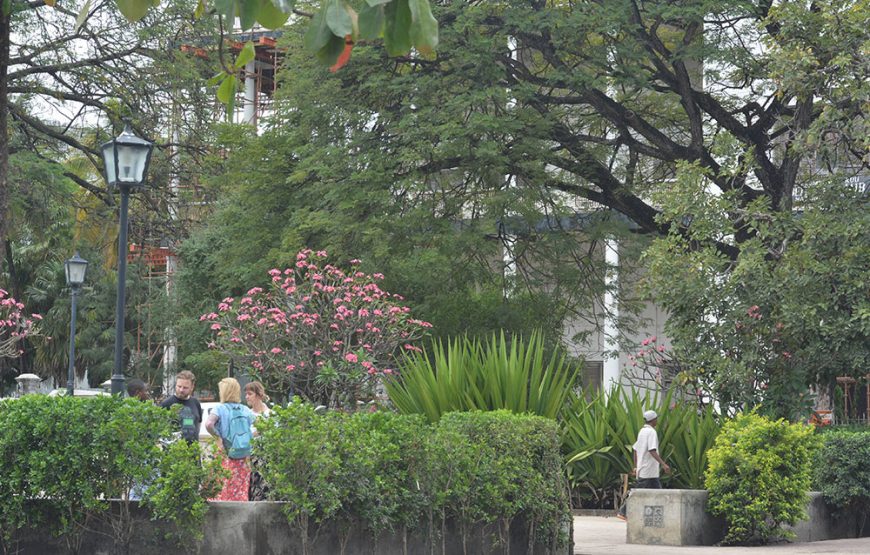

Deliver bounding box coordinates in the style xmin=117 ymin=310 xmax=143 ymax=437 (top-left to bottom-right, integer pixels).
xmin=573 ymin=516 xmax=870 ymax=554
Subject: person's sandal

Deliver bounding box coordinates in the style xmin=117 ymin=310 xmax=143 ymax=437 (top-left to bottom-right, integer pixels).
xmin=615 ymin=513 xmax=627 ymax=521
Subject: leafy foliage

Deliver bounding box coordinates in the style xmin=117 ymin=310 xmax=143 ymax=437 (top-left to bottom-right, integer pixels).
xmin=256 ymin=401 xmax=570 ymax=551
xmin=386 ymin=330 xmax=579 ymax=423
xmin=812 ymin=429 xmax=870 ymax=536
xmin=0 ymin=396 xmax=216 ymax=550
xmin=645 ymin=181 xmax=870 ymax=419
xmin=705 ymin=412 xmax=819 ymax=545
xmin=144 ymin=439 xmax=225 ymax=546
xmin=562 ymin=386 xmax=721 ymax=509
xmin=117 ymin=0 xmax=438 ymax=82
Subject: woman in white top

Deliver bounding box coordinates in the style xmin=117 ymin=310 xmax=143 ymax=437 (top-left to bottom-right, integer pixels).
xmin=245 ymin=380 xmax=271 ymax=500
xmin=245 ymin=380 xmax=272 ymax=417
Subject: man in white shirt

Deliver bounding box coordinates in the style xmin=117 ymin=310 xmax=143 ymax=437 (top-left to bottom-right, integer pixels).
xmin=616 ymin=410 xmax=671 ymax=520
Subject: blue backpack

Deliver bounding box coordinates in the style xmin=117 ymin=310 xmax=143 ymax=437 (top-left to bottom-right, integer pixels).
xmin=220 ymin=403 xmax=252 ymax=459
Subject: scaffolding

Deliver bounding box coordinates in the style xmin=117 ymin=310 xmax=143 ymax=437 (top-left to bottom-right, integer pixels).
xmin=124 ymin=30 xmax=285 ymax=394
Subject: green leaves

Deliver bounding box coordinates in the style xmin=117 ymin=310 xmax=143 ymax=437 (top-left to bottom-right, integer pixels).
xmin=258 ymin=402 xmax=570 ymax=549
xmin=325 ymin=0 xmax=353 ymax=38
xmin=813 ymin=429 xmax=870 ymax=535
xmin=111 ymin=0 xmax=438 ymax=76
xmin=256 ymin=0 xmax=291 ymax=29
xmin=561 ymin=386 xmax=722 ymax=508
xmin=304 ymin=5 xmax=335 ymax=53
xmin=358 ymin=3 xmax=385 ymax=40
xmin=239 ymin=0 xmax=259 ymax=30
xmin=114 ymin=0 xmax=158 ymax=22
xmin=208 ymin=41 xmax=254 ymax=108
xmin=0 ymin=396 xmax=213 ymax=546
xmin=213 ymin=0 xmax=235 ymax=23
xmin=705 ymin=412 xmax=820 ymax=545
xmin=216 ymin=73 xmax=237 ymax=105
xmin=234 ymin=40 xmax=256 ymax=69
xmin=408 ymin=0 xmax=438 ymax=56
xmin=385 ymin=330 xmax=578 ymax=423
xmin=383 ymin=0 xmax=411 ymax=56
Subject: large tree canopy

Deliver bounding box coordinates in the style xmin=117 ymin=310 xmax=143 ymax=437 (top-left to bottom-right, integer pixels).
xmin=177 ymin=0 xmax=868 ymax=414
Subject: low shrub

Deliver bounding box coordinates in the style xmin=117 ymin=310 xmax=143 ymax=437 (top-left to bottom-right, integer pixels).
xmin=143 ymin=439 xmax=225 ymax=546
xmin=705 ymin=412 xmax=819 ymax=545
xmin=257 ymin=402 xmax=570 ymax=553
xmin=812 ymin=429 xmax=870 ymax=536
xmin=0 ymin=395 xmax=215 ymax=552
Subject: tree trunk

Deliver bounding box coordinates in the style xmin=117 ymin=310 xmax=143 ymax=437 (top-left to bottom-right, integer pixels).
xmin=0 ymin=9 xmax=10 ymax=278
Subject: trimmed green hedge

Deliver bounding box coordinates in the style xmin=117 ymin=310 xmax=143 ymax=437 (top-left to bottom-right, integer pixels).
xmin=0 ymin=395 xmax=222 ymax=552
xmin=812 ymin=429 xmax=870 ymax=536
xmin=257 ymin=402 xmax=571 ymax=552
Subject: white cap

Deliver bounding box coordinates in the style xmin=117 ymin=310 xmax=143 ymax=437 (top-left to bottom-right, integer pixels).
xmin=643 ymin=410 xmax=658 ymax=422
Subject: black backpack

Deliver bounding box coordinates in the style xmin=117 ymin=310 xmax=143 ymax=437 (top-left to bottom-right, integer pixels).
xmin=179 ymin=404 xmax=198 ymax=442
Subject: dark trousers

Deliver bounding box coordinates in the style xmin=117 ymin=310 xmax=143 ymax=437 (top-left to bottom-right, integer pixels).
xmin=617 ymin=477 xmax=661 ymax=517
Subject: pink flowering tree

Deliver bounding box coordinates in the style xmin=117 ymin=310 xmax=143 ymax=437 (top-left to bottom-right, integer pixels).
xmin=204 ymin=249 xmax=431 ymax=407
xmin=622 ymin=336 xmax=708 ymax=409
xmin=0 ymin=288 xmax=41 ymax=359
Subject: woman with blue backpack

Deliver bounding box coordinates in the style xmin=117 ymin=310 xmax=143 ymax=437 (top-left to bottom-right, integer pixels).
xmin=205 ymin=377 xmax=255 ymax=501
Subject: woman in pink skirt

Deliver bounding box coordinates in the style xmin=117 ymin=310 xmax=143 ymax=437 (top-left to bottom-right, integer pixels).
xmin=206 ymin=377 xmax=255 ymax=501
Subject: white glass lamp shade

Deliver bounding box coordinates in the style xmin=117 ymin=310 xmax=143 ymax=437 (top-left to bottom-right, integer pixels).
xmin=64 ymin=253 xmax=88 ymax=286
xmin=101 ymin=123 xmax=154 ymax=189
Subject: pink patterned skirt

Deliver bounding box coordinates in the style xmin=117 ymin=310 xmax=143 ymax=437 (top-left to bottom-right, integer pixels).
xmin=212 ymin=456 xmax=251 ymax=501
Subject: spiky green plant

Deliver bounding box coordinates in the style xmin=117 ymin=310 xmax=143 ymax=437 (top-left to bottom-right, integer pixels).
xmin=658 ymin=402 xmax=722 ymax=489
xmin=562 ymin=386 xmax=723 ymax=507
xmin=385 ymin=330 xmax=578 ymax=422
xmin=562 ymin=386 xmax=649 ymax=508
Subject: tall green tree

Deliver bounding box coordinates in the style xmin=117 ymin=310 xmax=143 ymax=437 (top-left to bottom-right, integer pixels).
xmin=250 ymin=0 xmax=864 ymax=416
xmin=167 ymin=0 xmax=866 ymax=402
xmin=0 ymin=0 xmax=221 ymax=390
xmin=0 ymin=0 xmax=216 ymax=277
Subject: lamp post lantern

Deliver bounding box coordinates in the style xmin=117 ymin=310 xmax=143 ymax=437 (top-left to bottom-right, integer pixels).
xmin=101 ymin=121 xmax=153 ymax=396
xmin=64 ymin=253 xmax=88 ymax=396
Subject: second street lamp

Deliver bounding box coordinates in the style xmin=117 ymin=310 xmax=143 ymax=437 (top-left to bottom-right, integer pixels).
xmin=101 ymin=121 xmax=154 ymax=397
xmin=64 ymin=253 xmax=88 ymax=397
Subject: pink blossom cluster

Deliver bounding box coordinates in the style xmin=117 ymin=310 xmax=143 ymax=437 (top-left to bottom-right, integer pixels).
xmin=624 ymin=336 xmax=686 ymax=394
xmin=627 ymin=336 xmax=668 ymax=369
xmin=203 ymin=249 xmax=431 ymax=406
xmin=0 ymin=288 xmax=41 ymax=359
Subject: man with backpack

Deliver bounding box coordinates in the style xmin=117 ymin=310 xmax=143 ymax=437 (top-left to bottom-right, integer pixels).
xmin=205 ymin=377 xmax=255 ymax=501
xmin=160 ymin=370 xmax=203 ymax=444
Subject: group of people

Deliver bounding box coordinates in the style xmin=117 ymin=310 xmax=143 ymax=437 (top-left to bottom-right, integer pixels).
xmin=131 ymin=374 xmax=671 ymax=511
xmin=127 ymin=371 xmax=272 ymax=502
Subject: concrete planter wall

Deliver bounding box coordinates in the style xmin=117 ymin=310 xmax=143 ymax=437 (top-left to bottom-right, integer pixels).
xmin=13 ymin=500 xmax=570 ymax=554
xmin=626 ymin=489 xmax=862 ymax=546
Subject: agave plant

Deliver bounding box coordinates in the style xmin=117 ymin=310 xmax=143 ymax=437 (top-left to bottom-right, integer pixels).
xmin=385 ymin=330 xmax=578 ymax=422
xmin=658 ymin=400 xmax=722 ymax=489
xmin=562 ymin=386 xmax=650 ymax=508
xmin=562 ymin=385 xmax=723 ymax=508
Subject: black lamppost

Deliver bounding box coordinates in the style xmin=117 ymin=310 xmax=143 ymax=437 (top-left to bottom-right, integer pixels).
xmin=64 ymin=253 xmax=88 ymax=396
xmin=101 ymin=121 xmax=154 ymax=396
